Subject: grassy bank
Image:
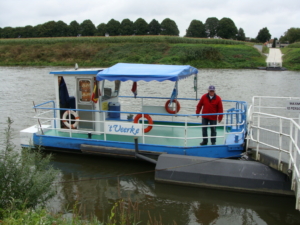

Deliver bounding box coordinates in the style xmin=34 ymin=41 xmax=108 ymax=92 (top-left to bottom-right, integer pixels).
xmin=0 ymin=36 xmax=266 ymax=68
xmin=281 ymin=42 xmax=300 ymax=70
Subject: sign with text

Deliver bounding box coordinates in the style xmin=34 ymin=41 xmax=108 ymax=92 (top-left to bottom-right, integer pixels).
xmin=105 ymin=122 xmax=142 ymax=136
xmin=286 ymin=100 xmax=300 ymax=112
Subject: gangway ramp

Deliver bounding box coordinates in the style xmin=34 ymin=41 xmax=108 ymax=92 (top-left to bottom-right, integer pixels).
xmin=266 ymin=48 xmax=283 ymax=68
xmin=247 ymin=96 xmax=300 ymax=210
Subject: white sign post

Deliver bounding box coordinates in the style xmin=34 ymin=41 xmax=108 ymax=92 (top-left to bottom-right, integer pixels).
xmin=105 ymin=122 xmax=143 ymax=136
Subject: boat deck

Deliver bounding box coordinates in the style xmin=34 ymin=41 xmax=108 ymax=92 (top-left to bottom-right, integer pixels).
xmin=44 ymin=123 xmax=226 ymax=147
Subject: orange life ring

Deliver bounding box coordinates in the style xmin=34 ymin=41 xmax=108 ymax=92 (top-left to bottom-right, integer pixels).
xmin=133 ymin=114 xmax=153 ymax=133
xmin=62 ymin=110 xmax=80 ymax=129
xmin=165 ymin=99 xmax=181 ymax=114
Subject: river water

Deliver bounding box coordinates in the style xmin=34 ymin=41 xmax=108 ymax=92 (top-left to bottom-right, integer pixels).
xmin=0 ymin=66 xmax=300 ymax=224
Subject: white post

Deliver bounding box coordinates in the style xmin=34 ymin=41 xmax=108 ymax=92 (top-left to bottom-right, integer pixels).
xmin=104 ymin=112 xmax=106 ymax=141
xmin=288 ymin=120 xmax=293 ymax=170
xmin=256 ymin=112 xmax=261 ymax=161
xmin=184 ymin=116 xmax=187 ymax=147
xmin=278 ymin=118 xmax=283 ymax=171
xmin=142 ymin=114 xmax=145 ymax=144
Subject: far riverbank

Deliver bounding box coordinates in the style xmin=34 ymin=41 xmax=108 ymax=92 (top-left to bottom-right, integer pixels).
xmin=0 ymin=36 xmax=266 ymax=69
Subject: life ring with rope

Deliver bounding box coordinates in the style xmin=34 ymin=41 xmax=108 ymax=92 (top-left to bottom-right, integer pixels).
xmin=165 ymin=99 xmax=181 ymax=114
xmin=62 ymin=110 xmax=80 ymax=129
xmin=133 ymin=114 xmax=153 ymax=133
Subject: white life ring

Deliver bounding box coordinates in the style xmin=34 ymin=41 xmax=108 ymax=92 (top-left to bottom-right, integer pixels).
xmin=62 ymin=110 xmax=79 ymax=129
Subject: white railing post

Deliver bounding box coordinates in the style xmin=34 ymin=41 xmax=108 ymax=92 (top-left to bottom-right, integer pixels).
xmin=68 ymin=110 xmax=73 ymax=137
xmin=142 ymin=113 xmax=145 ymax=144
xmin=223 ymin=115 xmax=227 ymax=145
xmin=255 ymin=113 xmax=261 ymax=160
xmin=104 ymin=112 xmax=106 ymax=141
xmin=184 ymin=116 xmax=187 ymax=147
xmin=293 ymin=126 xmax=298 ymax=179
xmin=278 ymin=118 xmax=283 ymax=171
xmin=288 ymin=120 xmax=293 ymax=170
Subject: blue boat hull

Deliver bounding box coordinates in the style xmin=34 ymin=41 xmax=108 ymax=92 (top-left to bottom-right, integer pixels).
xmin=33 ymin=133 xmax=244 ymax=158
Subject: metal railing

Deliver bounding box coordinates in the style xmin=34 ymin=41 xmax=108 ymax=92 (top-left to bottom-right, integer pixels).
xmin=32 ymin=98 xmax=247 ymax=147
xmin=248 ymin=96 xmax=300 ymax=210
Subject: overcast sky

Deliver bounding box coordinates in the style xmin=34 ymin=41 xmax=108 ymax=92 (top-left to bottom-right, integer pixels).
xmin=0 ymin=0 xmax=299 ymax=38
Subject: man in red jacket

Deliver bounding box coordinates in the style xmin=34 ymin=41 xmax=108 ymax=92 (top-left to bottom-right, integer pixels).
xmin=196 ymin=85 xmax=223 ymax=145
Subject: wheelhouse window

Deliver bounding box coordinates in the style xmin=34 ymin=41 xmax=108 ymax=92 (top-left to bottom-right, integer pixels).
xmin=78 ymin=79 xmax=92 ymax=102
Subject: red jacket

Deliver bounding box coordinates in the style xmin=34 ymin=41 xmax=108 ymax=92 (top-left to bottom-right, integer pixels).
xmin=196 ymin=93 xmax=223 ymax=121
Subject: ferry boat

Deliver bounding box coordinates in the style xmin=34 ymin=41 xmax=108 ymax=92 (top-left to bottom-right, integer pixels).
xmin=19 ymin=63 xmax=298 ymax=199
xmin=20 ymin=63 xmax=247 ymax=159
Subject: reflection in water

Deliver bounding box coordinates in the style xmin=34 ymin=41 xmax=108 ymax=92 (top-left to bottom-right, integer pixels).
xmin=193 ymin=203 xmax=219 ymax=224
xmin=1 ymin=67 xmax=300 ymax=224
xmin=48 ymin=153 xmax=300 ymax=225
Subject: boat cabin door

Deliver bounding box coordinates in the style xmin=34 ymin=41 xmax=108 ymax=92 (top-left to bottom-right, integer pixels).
xmin=76 ymin=78 xmax=95 ymax=130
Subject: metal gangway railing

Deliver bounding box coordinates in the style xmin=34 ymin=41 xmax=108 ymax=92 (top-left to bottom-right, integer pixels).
xmin=247 ymin=96 xmax=300 ymax=210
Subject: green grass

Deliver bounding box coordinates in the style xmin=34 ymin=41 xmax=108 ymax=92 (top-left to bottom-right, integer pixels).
xmin=0 ymin=36 xmax=267 ymax=68
xmin=159 ymin=44 xmax=265 ymax=68
xmin=262 ymin=45 xmax=269 ymax=54
xmin=281 ymin=42 xmax=300 ymax=70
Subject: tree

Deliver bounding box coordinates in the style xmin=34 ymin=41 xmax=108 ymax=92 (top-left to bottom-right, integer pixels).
xmin=217 ymin=17 xmax=238 ymax=39
xmin=237 ymin=28 xmax=246 ymax=41
xmin=1 ymin=27 xmax=14 ymax=38
xmin=160 ymin=18 xmax=179 ymax=36
xmin=12 ymin=27 xmax=25 ymax=38
xmin=23 ymin=25 xmax=34 ymax=38
xmin=185 ymin=20 xmax=206 ymax=37
xmin=80 ymin=19 xmax=96 ymax=36
xmin=32 ymin=24 xmax=42 ymax=37
xmin=256 ymin=27 xmax=271 ymax=43
xmin=106 ymin=19 xmax=121 ymax=36
xmin=97 ymin=23 xmax=106 ymax=36
xmin=280 ymin=27 xmax=300 ymax=43
xmin=69 ymin=20 xmax=80 ymax=36
xmin=38 ymin=21 xmax=57 ymax=37
xmin=120 ymin=19 xmax=134 ymax=35
xmin=148 ymin=19 xmax=161 ymax=35
xmin=272 ymin=38 xmax=277 ymax=48
xmin=205 ymin=17 xmax=219 ymax=38
xmin=55 ymin=20 xmax=69 ymax=37
xmin=133 ymin=18 xmax=148 ymax=35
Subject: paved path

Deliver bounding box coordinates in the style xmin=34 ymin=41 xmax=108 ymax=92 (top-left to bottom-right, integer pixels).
xmin=266 ymin=48 xmax=283 ymax=67
xmin=253 ymin=45 xmax=262 ymax=52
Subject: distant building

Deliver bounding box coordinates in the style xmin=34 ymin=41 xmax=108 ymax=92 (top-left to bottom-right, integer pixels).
xmin=265 ymin=39 xmax=289 ymax=48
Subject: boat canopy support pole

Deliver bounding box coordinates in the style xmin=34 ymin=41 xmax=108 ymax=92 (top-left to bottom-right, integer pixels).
xmin=194 ymin=74 xmax=198 ymax=100
xmin=134 ymin=137 xmax=157 ymax=164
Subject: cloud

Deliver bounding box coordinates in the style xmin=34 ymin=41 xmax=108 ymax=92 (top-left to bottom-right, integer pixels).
xmin=0 ymin=0 xmax=299 ymax=38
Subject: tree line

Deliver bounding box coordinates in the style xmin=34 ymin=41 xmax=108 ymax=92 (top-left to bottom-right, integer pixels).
xmin=0 ymin=17 xmax=246 ymax=40
xmin=2 ymin=17 xmax=297 ymax=44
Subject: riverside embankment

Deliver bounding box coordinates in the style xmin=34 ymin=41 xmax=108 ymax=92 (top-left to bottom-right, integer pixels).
xmin=0 ymin=36 xmax=267 ymax=69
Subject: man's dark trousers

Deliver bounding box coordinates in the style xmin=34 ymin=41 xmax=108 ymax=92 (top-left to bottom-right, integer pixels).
xmin=202 ymin=118 xmax=217 ymax=144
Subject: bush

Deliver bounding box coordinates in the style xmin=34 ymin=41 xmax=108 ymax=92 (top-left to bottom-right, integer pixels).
xmin=0 ymin=118 xmax=60 ymax=218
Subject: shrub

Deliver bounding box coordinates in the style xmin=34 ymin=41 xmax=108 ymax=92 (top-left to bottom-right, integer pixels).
xmin=0 ymin=118 xmax=60 ymax=218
